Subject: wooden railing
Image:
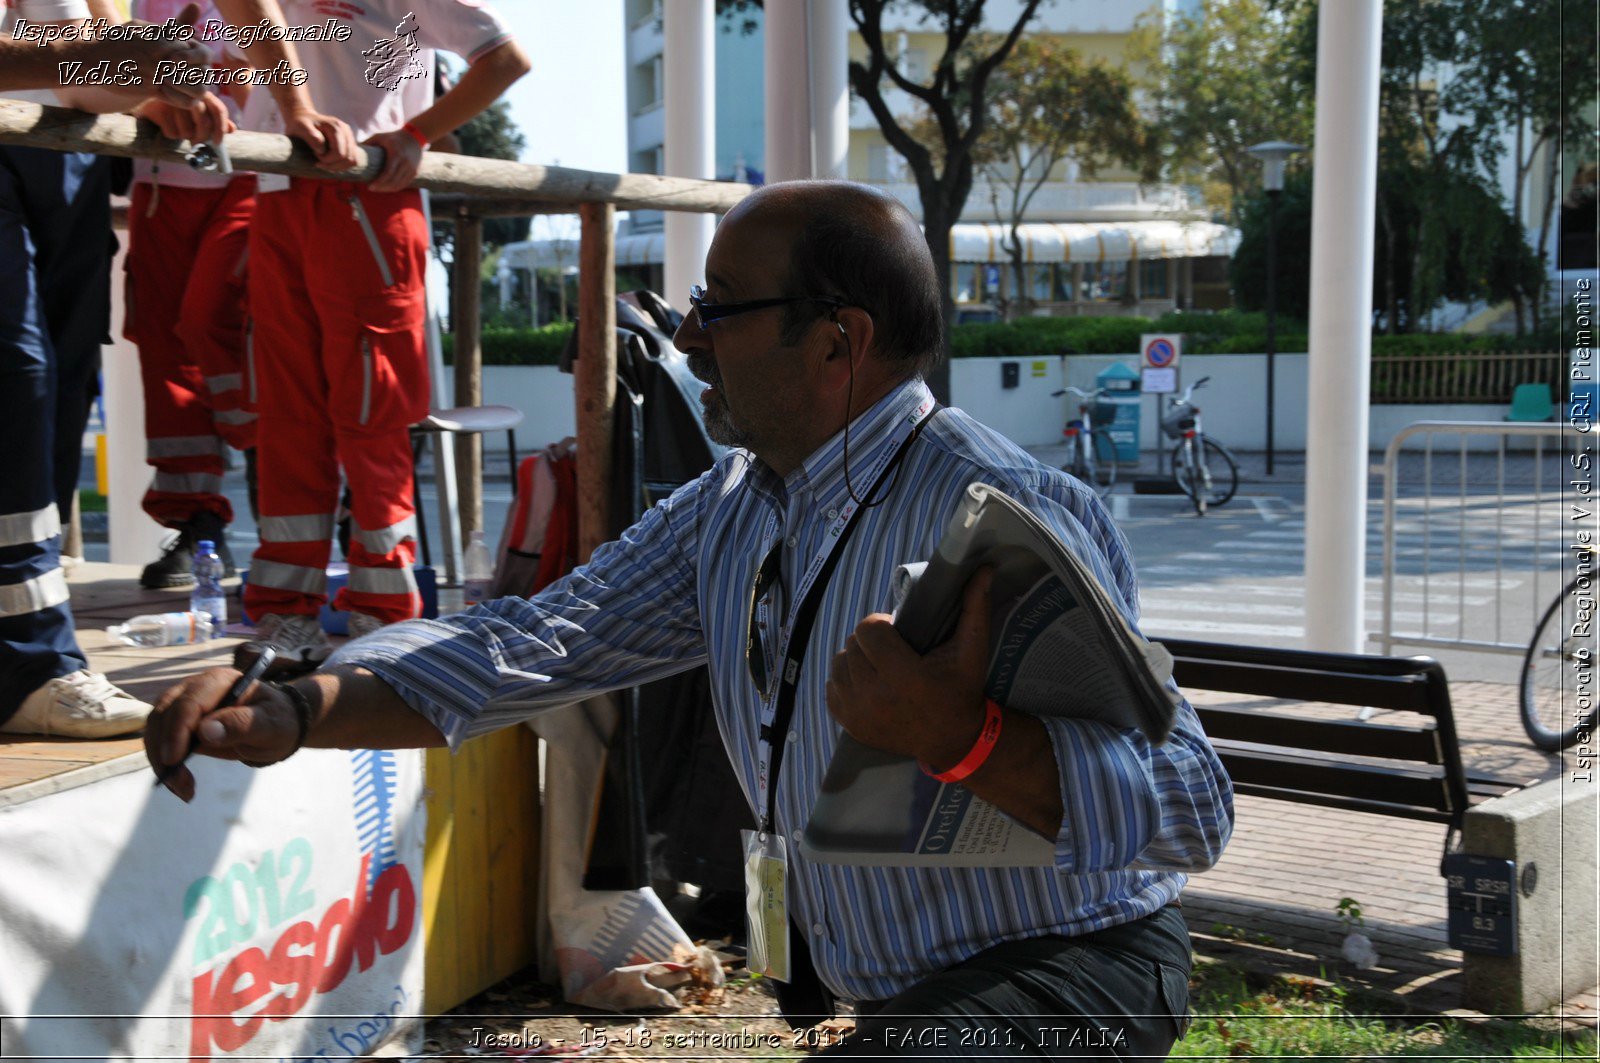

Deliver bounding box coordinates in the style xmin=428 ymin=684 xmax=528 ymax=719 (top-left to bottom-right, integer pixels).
xmin=0 ymin=98 xmax=752 ymax=561
xmin=1369 ymin=350 xmax=1567 ymax=405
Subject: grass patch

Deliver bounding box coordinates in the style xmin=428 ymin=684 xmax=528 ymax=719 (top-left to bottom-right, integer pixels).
xmin=1174 ymin=962 xmax=1591 ymax=1059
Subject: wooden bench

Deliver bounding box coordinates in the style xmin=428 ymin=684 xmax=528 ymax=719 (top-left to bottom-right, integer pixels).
xmin=1161 ymin=638 xmax=1525 ymax=871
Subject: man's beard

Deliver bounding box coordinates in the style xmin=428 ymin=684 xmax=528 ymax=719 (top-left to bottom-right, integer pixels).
xmin=689 ymin=353 xmax=753 ymax=448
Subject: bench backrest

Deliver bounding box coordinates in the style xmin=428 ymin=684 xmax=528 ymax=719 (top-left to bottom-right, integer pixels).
xmin=1162 ymin=639 xmax=1470 ymax=828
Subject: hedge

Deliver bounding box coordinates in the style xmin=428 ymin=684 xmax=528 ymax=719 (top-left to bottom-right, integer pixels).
xmin=445 ymin=314 xmax=1557 ymax=366
xmin=441 ymin=322 xmax=573 ymax=366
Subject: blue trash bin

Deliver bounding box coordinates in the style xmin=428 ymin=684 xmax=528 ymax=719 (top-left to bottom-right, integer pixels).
xmin=1094 ymin=363 xmax=1142 ymax=463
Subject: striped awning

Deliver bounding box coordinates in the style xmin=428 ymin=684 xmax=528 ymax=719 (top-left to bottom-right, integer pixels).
xmin=949 ymin=220 xmax=1239 ymax=264
xmin=499 ymin=218 xmax=1239 ymax=272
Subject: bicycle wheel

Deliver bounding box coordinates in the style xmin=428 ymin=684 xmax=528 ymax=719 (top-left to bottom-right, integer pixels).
xmin=1089 ymin=428 xmax=1119 ymax=496
xmin=1170 ymin=438 xmax=1239 ymax=510
xmin=1520 ymin=576 xmax=1597 ymax=751
xmin=1174 ymin=440 xmax=1206 ymax=516
xmin=1061 ymin=435 xmax=1091 ymax=487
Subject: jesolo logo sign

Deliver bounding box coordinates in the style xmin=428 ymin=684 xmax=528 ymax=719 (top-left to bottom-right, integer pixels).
xmin=185 ymin=751 xmax=417 ymax=1060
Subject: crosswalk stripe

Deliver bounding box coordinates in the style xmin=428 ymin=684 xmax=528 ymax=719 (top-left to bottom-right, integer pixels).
xmin=1142 ymin=617 xmax=1307 ymax=638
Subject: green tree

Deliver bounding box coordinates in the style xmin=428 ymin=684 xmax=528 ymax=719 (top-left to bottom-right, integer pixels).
xmin=965 ymin=35 xmax=1151 ymax=318
xmin=1230 ymin=167 xmax=1539 ymax=332
xmin=848 ymin=1 xmax=1045 ymax=392
xmin=450 ymin=96 xmax=530 ymax=250
xmin=1436 ymin=0 xmax=1598 ymax=333
xmin=1129 ymin=0 xmax=1313 ymax=225
xmin=715 ymin=0 xmax=1046 ymax=399
xmin=1283 ymin=0 xmax=1579 ymax=334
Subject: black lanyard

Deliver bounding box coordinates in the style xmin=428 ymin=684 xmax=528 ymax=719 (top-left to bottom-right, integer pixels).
xmin=756 ymin=406 xmax=939 ymax=835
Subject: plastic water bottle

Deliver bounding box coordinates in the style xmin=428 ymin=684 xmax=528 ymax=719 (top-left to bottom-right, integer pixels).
xmin=108 ymin=611 xmax=215 ymax=647
xmin=191 ymin=539 xmax=227 ymax=636
xmin=463 ymin=530 xmax=493 ymax=607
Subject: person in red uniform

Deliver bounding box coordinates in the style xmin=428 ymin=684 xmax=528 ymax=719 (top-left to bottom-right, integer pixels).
xmin=125 ymin=0 xmax=258 ymax=588
xmin=215 ymin=0 xmax=529 ymax=672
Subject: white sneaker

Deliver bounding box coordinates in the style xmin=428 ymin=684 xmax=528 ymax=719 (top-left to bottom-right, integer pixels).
xmin=1 ymin=670 xmax=152 ymax=738
xmin=240 ymin=613 xmax=332 ymax=676
xmin=346 ymin=611 xmax=385 ymax=640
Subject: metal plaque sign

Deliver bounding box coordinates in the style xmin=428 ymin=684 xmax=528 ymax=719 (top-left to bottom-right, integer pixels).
xmin=1444 ymin=853 xmax=1518 ymax=956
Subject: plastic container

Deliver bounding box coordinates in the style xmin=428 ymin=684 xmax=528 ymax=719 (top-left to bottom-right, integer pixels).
xmin=191 ymin=538 xmax=227 ymax=636
xmin=463 ymin=530 xmax=493 ymax=607
xmin=108 ymin=611 xmax=215 ymax=647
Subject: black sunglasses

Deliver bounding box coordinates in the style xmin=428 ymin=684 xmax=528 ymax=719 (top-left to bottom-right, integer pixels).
xmin=689 ymin=284 xmax=844 ymax=330
xmin=745 ymin=541 xmax=784 ymax=700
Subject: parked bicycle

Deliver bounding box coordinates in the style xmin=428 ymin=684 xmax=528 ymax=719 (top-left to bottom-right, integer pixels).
xmin=1050 ymin=385 xmax=1118 ymax=498
xmin=1160 ymin=376 xmax=1239 ymax=516
xmin=1519 ymin=550 xmax=1597 ymax=751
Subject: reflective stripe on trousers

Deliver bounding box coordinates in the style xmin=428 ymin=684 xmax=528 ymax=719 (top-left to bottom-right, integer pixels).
xmin=0 ymin=504 xmax=60 ymax=550
xmin=351 ymin=515 xmax=418 ymax=555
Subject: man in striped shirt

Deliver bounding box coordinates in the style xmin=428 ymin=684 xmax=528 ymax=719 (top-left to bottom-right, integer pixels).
xmin=148 ymin=181 xmax=1233 ymax=1059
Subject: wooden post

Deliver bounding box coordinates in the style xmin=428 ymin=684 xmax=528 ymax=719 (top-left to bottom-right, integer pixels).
xmin=576 ymin=202 xmax=616 ymax=563
xmin=452 ymin=213 xmax=484 ymax=535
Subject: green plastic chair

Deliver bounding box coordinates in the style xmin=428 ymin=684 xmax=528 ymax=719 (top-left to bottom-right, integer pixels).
xmin=1505 ymin=383 xmax=1555 ymax=422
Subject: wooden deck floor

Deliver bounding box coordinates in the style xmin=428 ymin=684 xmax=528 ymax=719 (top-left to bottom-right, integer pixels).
xmin=2 ymin=563 xmax=251 ymax=799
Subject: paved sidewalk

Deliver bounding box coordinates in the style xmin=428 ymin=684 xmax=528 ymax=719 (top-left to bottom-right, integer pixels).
xmin=1179 ymin=677 xmax=1596 ymax=1025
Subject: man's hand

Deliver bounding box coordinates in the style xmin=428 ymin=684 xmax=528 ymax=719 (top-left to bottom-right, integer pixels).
xmin=826 ymin=567 xmax=995 ymax=771
xmin=283 ymin=108 xmax=363 ymax=171
xmin=133 ymin=93 xmax=233 ymax=144
xmin=362 ymin=128 xmax=424 ymax=193
xmin=143 ymin=667 xmax=302 ymax=802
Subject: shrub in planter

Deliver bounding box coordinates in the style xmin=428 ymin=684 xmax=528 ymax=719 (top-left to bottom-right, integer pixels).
xmin=442 ymin=322 xmax=575 ymax=366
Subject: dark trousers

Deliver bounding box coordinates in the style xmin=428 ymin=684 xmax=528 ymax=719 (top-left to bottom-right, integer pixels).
xmin=825 ymin=906 xmax=1192 ymax=1060
xmin=0 ymin=147 xmax=111 ymax=718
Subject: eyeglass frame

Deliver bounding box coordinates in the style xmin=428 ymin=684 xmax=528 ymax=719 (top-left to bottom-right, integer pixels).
xmin=689 ymin=284 xmax=846 ymax=330
xmin=745 ymin=541 xmax=784 ymax=701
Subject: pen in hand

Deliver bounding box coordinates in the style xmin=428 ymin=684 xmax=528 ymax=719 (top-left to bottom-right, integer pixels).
xmin=153 ymin=645 xmax=277 ymax=790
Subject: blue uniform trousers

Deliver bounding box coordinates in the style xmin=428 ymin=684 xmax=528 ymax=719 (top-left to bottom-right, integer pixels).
xmin=0 ymin=146 xmax=111 ymax=720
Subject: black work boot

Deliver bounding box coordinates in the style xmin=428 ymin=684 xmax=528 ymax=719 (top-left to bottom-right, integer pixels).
xmin=138 ymin=511 xmax=236 ymax=589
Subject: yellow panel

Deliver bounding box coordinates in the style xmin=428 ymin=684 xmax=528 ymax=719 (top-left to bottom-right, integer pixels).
xmin=422 ymin=726 xmax=542 ymax=1013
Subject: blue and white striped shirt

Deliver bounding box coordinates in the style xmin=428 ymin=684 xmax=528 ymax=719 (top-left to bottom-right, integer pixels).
xmin=333 ymin=377 xmax=1233 ymax=1001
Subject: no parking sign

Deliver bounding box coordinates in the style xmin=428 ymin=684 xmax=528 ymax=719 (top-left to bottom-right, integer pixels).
xmin=1141 ymin=333 xmax=1182 ymax=394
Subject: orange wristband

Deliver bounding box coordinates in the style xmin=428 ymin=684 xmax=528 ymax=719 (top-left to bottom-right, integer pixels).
xmin=920 ymin=698 xmax=1004 ymax=784
xmin=401 ymin=122 xmax=429 ymax=150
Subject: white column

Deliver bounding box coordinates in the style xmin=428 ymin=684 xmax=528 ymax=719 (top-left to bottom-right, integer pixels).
xmin=809 ymin=0 xmax=849 ymax=179
xmin=104 ymin=237 xmax=166 ymax=565
xmin=664 ymin=0 xmax=716 ymax=312
xmin=764 ymin=0 xmax=812 ymax=182
xmin=1304 ymin=0 xmax=1382 ymax=652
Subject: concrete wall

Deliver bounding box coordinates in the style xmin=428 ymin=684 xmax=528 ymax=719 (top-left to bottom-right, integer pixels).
xmin=1462 ymin=777 xmax=1599 ymax=1013
xmin=481 ymin=365 xmax=577 ymax=448
xmin=480 ymin=358 xmax=1510 ymax=456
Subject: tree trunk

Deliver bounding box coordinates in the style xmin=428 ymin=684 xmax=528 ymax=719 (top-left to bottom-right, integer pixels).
xmin=1379 ymin=193 xmax=1397 ymax=334
xmin=1530 ymin=140 xmax=1562 ymax=336
xmin=1009 ymin=223 xmax=1028 ymax=320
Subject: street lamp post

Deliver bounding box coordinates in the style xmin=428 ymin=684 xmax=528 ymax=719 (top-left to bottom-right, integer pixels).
xmin=1247 ymin=140 xmax=1305 ymax=476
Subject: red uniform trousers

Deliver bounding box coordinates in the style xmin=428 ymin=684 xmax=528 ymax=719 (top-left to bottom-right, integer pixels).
xmin=242 ymin=179 xmax=428 ymax=625
xmin=125 ymin=177 xmax=257 ymax=527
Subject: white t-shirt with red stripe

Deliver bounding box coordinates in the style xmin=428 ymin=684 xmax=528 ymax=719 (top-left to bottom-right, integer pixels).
xmin=236 ymin=0 xmax=513 ymax=142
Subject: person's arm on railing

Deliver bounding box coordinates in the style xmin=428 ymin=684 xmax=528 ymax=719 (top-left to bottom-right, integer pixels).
xmin=362 ymin=38 xmax=529 ymax=192
xmin=1 ymin=5 xmax=215 ymax=113
xmin=210 ymin=0 xmax=361 ymax=169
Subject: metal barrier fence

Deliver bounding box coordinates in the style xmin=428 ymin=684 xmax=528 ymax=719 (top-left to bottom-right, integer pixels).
xmin=1370 ymin=350 xmax=1565 ymax=404
xmin=1374 ymin=420 xmax=1586 ymax=657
